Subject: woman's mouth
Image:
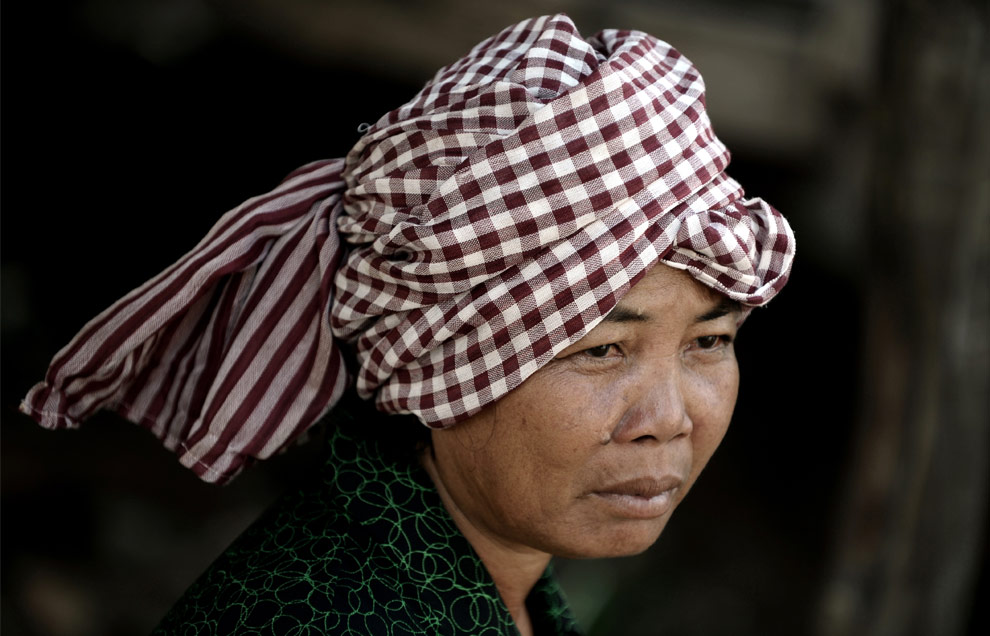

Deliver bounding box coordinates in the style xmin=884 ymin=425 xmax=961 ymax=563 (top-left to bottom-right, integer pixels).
xmin=590 ymin=476 xmax=682 ymax=519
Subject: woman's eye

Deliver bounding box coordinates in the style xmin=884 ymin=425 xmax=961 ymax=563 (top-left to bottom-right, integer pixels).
xmin=695 ymin=335 xmax=730 ymax=350
xmin=583 ymin=344 xmax=615 ymax=358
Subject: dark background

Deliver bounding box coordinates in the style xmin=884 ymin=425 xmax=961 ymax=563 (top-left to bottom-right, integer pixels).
xmin=2 ymin=1 xmax=986 ymax=635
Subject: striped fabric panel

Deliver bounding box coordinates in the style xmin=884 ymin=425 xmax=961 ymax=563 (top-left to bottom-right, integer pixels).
xmin=22 ymin=160 xmax=349 ymax=482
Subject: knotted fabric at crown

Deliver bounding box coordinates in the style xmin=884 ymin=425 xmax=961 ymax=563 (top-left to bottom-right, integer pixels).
xmin=20 ymin=14 xmax=795 ymax=483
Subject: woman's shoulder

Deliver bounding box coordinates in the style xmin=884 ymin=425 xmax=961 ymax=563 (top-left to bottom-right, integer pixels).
xmin=151 ymin=412 xmax=512 ymax=635
xmin=151 ymin=439 xmax=385 ymax=634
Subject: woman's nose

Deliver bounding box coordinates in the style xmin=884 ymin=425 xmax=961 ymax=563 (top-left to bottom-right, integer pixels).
xmin=610 ymin=364 xmax=692 ymax=444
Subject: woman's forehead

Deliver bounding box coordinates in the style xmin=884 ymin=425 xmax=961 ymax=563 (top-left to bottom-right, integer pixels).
xmin=615 ymin=265 xmax=735 ymax=318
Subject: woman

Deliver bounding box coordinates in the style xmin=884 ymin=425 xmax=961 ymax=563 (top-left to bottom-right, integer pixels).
xmin=21 ymin=14 xmax=794 ymax=635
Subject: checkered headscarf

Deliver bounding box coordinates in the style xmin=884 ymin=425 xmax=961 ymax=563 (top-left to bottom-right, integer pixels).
xmin=21 ymin=15 xmax=795 ymax=483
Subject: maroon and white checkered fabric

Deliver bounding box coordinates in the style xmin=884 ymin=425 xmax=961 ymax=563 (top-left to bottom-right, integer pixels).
xmin=21 ymin=15 xmax=795 ymax=483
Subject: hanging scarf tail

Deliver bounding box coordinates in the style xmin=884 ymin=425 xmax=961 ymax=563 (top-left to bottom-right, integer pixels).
xmin=20 ymin=159 xmax=351 ymax=484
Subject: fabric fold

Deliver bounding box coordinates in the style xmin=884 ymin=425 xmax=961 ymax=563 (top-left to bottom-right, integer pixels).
xmin=22 ymin=159 xmax=350 ymax=482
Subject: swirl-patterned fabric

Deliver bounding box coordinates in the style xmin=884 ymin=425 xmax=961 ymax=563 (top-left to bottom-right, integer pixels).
xmin=21 ymin=14 xmax=795 ymax=483
xmin=153 ymin=417 xmax=581 ymax=634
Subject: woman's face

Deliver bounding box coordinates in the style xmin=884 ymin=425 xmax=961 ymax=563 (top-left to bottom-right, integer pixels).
xmin=427 ymin=263 xmax=741 ymax=559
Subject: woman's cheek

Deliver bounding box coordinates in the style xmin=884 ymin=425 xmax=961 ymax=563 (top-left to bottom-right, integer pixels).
xmin=688 ymin=356 xmax=739 ymax=415
xmin=687 ymin=363 xmax=739 ymax=473
xmin=546 ymin=372 xmax=625 ymax=438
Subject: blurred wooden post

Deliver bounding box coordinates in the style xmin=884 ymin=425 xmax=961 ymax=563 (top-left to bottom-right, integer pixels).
xmin=817 ymin=1 xmax=988 ymax=635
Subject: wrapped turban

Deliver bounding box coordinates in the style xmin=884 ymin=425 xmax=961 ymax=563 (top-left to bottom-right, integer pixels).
xmin=20 ymin=15 xmax=795 ymax=483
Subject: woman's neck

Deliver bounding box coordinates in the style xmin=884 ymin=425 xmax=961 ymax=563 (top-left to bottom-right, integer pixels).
xmin=420 ymin=450 xmax=550 ymax=636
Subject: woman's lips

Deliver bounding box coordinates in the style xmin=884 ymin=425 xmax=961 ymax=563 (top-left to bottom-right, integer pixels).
xmin=590 ymin=476 xmax=682 ymax=519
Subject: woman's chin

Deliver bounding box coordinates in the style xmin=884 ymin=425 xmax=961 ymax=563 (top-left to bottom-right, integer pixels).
xmin=554 ymin=520 xmax=669 ymax=559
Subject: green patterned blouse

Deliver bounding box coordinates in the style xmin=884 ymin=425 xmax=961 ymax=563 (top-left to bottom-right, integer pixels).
xmin=154 ymin=415 xmax=581 ymax=635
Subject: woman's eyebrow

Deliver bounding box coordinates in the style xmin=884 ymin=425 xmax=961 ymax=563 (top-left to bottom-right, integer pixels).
xmin=602 ymin=306 xmax=650 ymax=323
xmin=695 ymin=299 xmax=742 ymax=323
xmin=603 ymin=298 xmax=742 ymax=324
